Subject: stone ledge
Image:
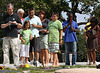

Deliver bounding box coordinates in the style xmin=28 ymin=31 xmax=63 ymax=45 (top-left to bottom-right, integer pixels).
xmin=55 ymin=68 xmax=100 ymax=73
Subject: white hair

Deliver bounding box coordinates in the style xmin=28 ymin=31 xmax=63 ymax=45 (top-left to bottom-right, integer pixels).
xmin=17 ymin=9 xmax=24 ymax=13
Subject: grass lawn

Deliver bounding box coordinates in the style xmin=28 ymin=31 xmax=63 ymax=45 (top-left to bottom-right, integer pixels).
xmin=1 ymin=65 xmax=97 ymax=73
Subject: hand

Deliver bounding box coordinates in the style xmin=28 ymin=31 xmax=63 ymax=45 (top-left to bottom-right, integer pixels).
xmin=30 ymin=37 xmax=33 ymax=40
xmin=22 ymin=40 xmax=25 ymax=44
xmin=59 ymin=40 xmax=62 ymax=45
xmin=69 ymin=20 xmax=72 ymax=25
xmin=40 ymin=29 xmax=47 ymax=33
xmin=7 ymin=21 xmax=11 ymax=25
xmin=12 ymin=21 xmax=18 ymax=25
xmin=71 ymin=27 xmax=75 ymax=31
xmin=32 ymin=24 xmax=37 ymax=27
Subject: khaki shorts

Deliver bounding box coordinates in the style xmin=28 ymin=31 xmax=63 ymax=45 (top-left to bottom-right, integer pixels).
xmin=40 ymin=34 xmax=48 ymax=49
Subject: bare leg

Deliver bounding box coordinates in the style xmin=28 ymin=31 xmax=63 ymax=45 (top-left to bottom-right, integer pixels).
xmin=40 ymin=49 xmax=44 ymax=66
xmin=52 ymin=53 xmax=58 ymax=67
xmin=56 ymin=55 xmax=59 ymax=66
xmin=50 ymin=53 xmax=53 ymax=63
xmin=36 ymin=52 xmax=39 ymax=61
xmin=25 ymin=57 xmax=28 ymax=63
xmin=44 ymin=49 xmax=49 ymax=66
xmin=20 ymin=56 xmax=24 ymax=65
xmin=92 ymin=49 xmax=96 ymax=65
xmin=29 ymin=52 xmax=33 ymax=61
xmin=87 ymin=48 xmax=92 ymax=65
xmin=32 ymin=51 xmax=34 ymax=60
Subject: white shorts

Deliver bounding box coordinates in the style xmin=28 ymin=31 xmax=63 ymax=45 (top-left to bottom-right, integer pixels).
xmin=20 ymin=44 xmax=29 ymax=57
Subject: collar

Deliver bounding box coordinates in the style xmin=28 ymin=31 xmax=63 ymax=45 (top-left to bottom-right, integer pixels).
xmin=7 ymin=13 xmax=14 ymax=16
xmin=28 ymin=15 xmax=36 ymax=19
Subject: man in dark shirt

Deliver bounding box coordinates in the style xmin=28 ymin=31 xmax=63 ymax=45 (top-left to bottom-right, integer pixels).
xmin=0 ymin=3 xmax=22 ymax=67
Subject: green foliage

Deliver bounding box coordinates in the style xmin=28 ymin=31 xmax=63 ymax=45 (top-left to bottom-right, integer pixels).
xmin=77 ymin=29 xmax=87 ymax=62
xmin=91 ymin=4 xmax=100 ymax=18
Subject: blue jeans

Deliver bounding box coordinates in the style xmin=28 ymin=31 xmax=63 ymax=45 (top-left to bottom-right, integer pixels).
xmin=65 ymin=42 xmax=77 ymax=65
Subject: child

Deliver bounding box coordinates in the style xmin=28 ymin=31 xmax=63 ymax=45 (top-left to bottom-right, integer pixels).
xmin=20 ymin=20 xmax=32 ymax=67
xmin=47 ymin=12 xmax=63 ymax=66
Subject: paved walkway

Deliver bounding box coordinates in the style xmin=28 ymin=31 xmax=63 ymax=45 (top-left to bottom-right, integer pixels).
xmin=55 ymin=68 xmax=100 ymax=73
xmin=0 ymin=62 xmax=100 ymax=67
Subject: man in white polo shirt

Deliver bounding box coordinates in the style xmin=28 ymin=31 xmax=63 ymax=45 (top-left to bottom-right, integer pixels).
xmin=23 ymin=8 xmax=42 ymax=67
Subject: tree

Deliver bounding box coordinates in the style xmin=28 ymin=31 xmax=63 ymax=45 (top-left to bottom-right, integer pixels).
xmin=91 ymin=4 xmax=100 ymax=18
xmin=66 ymin=0 xmax=99 ymax=21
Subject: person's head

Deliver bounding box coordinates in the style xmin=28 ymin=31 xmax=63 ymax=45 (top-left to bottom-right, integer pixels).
xmin=28 ymin=8 xmax=35 ymax=19
xmin=38 ymin=10 xmax=46 ymax=19
xmin=17 ymin=9 xmax=24 ymax=18
xmin=7 ymin=3 xmax=14 ymax=15
xmin=90 ymin=17 xmax=98 ymax=26
xmin=51 ymin=12 xmax=59 ymax=21
xmin=23 ymin=21 xmax=30 ymax=29
xmin=68 ymin=13 xmax=73 ymax=20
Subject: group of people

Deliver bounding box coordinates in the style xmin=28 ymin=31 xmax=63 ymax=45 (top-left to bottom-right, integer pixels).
xmin=1 ymin=3 xmax=99 ymax=68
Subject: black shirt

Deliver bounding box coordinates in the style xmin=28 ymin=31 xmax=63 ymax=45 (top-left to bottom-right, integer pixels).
xmin=39 ymin=19 xmax=50 ymax=35
xmin=1 ymin=13 xmax=21 ymax=37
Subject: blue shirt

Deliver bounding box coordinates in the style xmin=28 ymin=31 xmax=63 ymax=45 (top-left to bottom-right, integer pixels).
xmin=62 ymin=20 xmax=79 ymax=42
xmin=23 ymin=15 xmax=42 ymax=37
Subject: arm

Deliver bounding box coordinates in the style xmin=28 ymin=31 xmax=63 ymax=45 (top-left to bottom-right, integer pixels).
xmin=85 ymin=24 xmax=91 ymax=30
xmin=71 ymin=23 xmax=79 ymax=32
xmin=12 ymin=21 xmax=22 ymax=28
xmin=84 ymin=32 xmax=88 ymax=43
xmin=89 ymin=25 xmax=99 ymax=38
xmin=40 ymin=29 xmax=49 ymax=34
xmin=59 ymin=29 xmax=63 ymax=45
xmin=63 ymin=23 xmax=70 ymax=32
xmin=1 ymin=21 xmax=11 ymax=28
xmin=32 ymin=24 xmax=42 ymax=29
xmin=20 ymin=34 xmax=25 ymax=44
xmin=17 ymin=23 xmax=22 ymax=28
xmin=71 ymin=28 xmax=79 ymax=32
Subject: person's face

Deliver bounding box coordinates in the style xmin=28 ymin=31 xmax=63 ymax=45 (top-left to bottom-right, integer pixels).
xmin=18 ymin=12 xmax=24 ymax=18
xmin=91 ymin=22 xmax=96 ymax=26
xmin=25 ymin=23 xmax=30 ymax=29
xmin=7 ymin=6 xmax=13 ymax=15
xmin=52 ymin=14 xmax=58 ymax=21
xmin=68 ymin=14 xmax=73 ymax=20
xmin=39 ymin=13 xmax=44 ymax=19
xmin=28 ymin=10 xmax=35 ymax=19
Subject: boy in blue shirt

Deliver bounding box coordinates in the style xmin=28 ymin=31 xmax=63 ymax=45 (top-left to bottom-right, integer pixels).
xmin=62 ymin=13 xmax=79 ymax=65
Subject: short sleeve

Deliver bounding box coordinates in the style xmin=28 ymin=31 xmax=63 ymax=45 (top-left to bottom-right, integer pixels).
xmin=75 ymin=23 xmax=79 ymax=30
xmin=37 ymin=17 xmax=42 ymax=25
xmin=62 ymin=22 xmax=66 ymax=28
xmin=58 ymin=21 xmax=63 ymax=30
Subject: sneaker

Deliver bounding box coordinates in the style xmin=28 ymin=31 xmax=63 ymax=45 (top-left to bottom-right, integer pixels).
xmin=9 ymin=65 xmax=17 ymax=70
xmin=86 ymin=60 xmax=89 ymax=65
xmin=30 ymin=60 xmax=34 ymax=65
xmin=45 ymin=64 xmax=48 ymax=67
xmin=36 ymin=61 xmax=41 ymax=67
